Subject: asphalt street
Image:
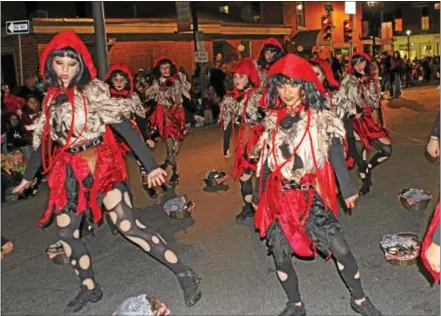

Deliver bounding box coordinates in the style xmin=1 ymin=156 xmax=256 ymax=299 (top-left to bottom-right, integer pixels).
xmin=1 ymin=85 xmax=440 ymax=315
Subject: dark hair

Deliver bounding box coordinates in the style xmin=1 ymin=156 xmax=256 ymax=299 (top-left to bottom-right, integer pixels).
xmin=393 ymin=50 xmax=401 ymax=60
xmin=106 ymin=70 xmax=131 ymax=91
xmin=266 ymin=74 xmax=326 ymax=110
xmin=309 ymin=61 xmax=338 ymax=92
xmin=44 ymin=46 xmax=90 ymax=89
xmin=153 ymin=59 xmax=177 ymax=79
xmin=232 ymin=72 xmax=255 ymax=90
xmin=351 ymin=55 xmax=371 ymax=77
xmin=257 ymin=44 xmax=283 ymax=68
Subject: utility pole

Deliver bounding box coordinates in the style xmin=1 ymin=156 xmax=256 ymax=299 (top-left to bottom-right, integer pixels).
xmin=191 ymin=3 xmax=205 ymax=94
xmin=92 ymin=1 xmax=109 ymax=80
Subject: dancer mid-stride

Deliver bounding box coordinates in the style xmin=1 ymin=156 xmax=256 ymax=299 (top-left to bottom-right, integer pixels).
xmin=13 ymin=31 xmax=201 ymax=313
xmin=219 ymin=57 xmax=264 ymax=222
xmin=341 ymin=52 xmax=392 ymax=195
xmin=145 ymin=57 xmax=191 ymax=185
xmin=251 ymin=54 xmax=382 ymax=316
xmin=105 ymin=63 xmax=163 ymax=200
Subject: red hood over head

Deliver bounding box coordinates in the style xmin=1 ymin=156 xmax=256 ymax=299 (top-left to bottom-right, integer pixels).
xmin=258 ymin=38 xmax=284 ymax=57
xmin=232 ymin=57 xmax=261 ymax=88
xmin=310 ymin=57 xmax=340 ymax=89
xmin=349 ymin=51 xmax=372 ymax=74
xmin=267 ymin=54 xmax=325 ymax=96
xmin=105 ymin=63 xmax=134 ymax=94
xmin=153 ymin=56 xmax=177 ymax=68
xmin=39 ymin=30 xmax=97 ymax=81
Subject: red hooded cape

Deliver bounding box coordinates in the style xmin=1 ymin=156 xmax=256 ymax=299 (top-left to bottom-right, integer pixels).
xmin=232 ymin=57 xmax=261 ymax=89
xmin=105 ymin=63 xmax=134 ymax=97
xmin=310 ymin=57 xmax=340 ymax=89
xmin=258 ymin=37 xmax=284 ymax=57
xmin=255 ymin=54 xmax=338 ymax=258
xmin=421 ymin=200 xmax=441 ymax=283
xmin=37 ymin=31 xmax=127 ymax=227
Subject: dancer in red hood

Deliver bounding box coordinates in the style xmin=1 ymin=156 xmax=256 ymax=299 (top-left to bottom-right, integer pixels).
xmin=219 ymin=57 xmax=265 ymax=222
xmin=254 ymin=37 xmax=284 ymax=86
xmin=105 ymin=63 xmax=165 ymax=201
xmin=12 ymin=31 xmax=201 ymax=313
xmin=341 ymin=52 xmax=392 ymax=195
xmin=310 ymin=57 xmax=355 ymax=172
xmin=250 ymin=54 xmax=381 ymax=316
xmin=145 ymin=57 xmax=191 ymax=185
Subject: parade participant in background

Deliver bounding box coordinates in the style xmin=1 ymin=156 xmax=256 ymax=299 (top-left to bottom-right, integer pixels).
xmin=146 ymin=57 xmax=191 ymax=185
xmin=105 ymin=63 xmax=161 ymax=200
xmin=254 ymin=38 xmax=284 ymax=86
xmin=12 ymin=31 xmax=201 ymax=313
xmin=1 ymin=84 xmax=25 ymax=116
xmin=219 ymin=57 xmax=264 ymax=222
xmin=310 ymin=57 xmax=355 ymax=172
xmin=341 ymin=52 xmax=392 ymax=195
xmin=251 ymin=54 xmax=381 ymax=316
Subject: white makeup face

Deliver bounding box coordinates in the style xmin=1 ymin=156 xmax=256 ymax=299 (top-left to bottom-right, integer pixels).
xmin=312 ymin=65 xmax=326 ymax=84
xmin=233 ymin=73 xmax=250 ymax=90
xmin=112 ymin=74 xmax=128 ymax=91
xmin=52 ymin=55 xmax=80 ymax=87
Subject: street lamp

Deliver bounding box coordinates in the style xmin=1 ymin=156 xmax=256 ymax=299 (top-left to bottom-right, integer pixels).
xmin=406 ymin=30 xmax=411 ymax=58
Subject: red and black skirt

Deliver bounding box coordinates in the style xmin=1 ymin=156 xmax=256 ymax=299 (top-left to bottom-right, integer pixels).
xmin=352 ymin=106 xmax=390 ymax=150
xmin=421 ymin=199 xmax=440 ymax=283
xmin=149 ymin=104 xmax=186 ymax=141
xmin=255 ymin=170 xmax=340 ymax=259
xmin=233 ymin=124 xmax=263 ymax=179
xmin=38 ymin=127 xmax=128 ymax=227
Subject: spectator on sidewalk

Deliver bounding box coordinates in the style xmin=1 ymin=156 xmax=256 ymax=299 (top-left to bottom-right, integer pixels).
xmin=5 ymin=113 xmax=29 ymax=151
xmin=1 ymin=84 xmax=25 ymax=116
xmin=16 ymin=75 xmax=44 ymax=103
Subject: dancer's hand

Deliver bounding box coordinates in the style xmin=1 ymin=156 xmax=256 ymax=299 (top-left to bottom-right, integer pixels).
xmin=146 ymin=139 xmax=155 ymax=148
xmin=154 ymin=302 xmax=171 ymax=316
xmin=427 ymin=138 xmax=440 ymax=158
xmin=425 ymin=242 xmax=440 ymax=273
xmin=147 ymin=168 xmax=167 ymax=187
xmin=12 ymin=179 xmax=32 ymax=194
xmin=344 ymin=194 xmax=358 ymax=209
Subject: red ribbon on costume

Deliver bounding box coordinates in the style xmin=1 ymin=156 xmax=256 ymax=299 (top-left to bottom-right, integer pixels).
xmin=110 ymin=88 xmax=130 ymax=98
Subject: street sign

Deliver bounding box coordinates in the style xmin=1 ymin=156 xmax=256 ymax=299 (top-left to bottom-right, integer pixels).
xmin=6 ymin=20 xmax=30 ymax=35
xmin=194 ymin=51 xmax=208 ymax=63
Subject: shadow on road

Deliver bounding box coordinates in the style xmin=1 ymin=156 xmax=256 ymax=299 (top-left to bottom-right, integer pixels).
xmin=386 ymin=98 xmax=427 ymax=112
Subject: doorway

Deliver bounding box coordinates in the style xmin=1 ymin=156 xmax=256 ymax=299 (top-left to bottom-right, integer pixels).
xmin=1 ymin=54 xmax=17 ymax=88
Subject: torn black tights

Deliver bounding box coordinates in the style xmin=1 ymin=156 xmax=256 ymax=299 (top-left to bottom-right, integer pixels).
xmin=57 ymin=212 xmax=96 ymax=289
xmin=329 ymin=229 xmax=365 ymax=300
xmin=107 ymin=183 xmax=187 ymax=275
xmin=367 ymin=139 xmax=392 ymax=171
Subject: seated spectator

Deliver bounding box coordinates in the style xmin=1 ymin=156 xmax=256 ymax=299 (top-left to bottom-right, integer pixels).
xmin=1 ymin=84 xmax=25 ymax=116
xmin=16 ymin=75 xmax=44 ymax=104
xmin=20 ymin=95 xmax=42 ymax=143
xmin=5 ymin=113 xmax=28 ymax=151
xmin=1 ymin=154 xmax=23 ymax=202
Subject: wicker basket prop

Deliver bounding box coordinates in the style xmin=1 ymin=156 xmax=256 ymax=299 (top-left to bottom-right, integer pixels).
xmin=380 ymin=233 xmax=421 ymax=266
xmin=46 ymin=241 xmax=70 ymax=265
xmin=163 ymin=196 xmax=195 ymax=219
xmin=203 ymin=170 xmax=229 ymax=192
xmin=397 ymin=188 xmax=432 ymax=212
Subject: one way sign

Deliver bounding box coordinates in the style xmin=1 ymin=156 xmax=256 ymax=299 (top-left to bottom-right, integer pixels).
xmin=6 ymin=20 xmax=30 ymax=35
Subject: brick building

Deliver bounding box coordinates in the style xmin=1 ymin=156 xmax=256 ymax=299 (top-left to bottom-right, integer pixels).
xmin=1 ymin=2 xmax=290 ymax=87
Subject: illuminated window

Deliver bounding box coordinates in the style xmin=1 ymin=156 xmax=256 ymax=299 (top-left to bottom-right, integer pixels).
xmin=394 ymin=18 xmax=403 ymax=32
xmin=435 ymin=3 xmax=440 ymax=10
xmin=296 ymin=2 xmax=305 ymax=27
xmin=219 ymin=5 xmax=229 ymax=14
xmin=421 ymin=16 xmax=429 ymax=30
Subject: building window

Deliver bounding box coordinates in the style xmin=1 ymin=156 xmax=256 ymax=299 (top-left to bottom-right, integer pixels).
xmin=296 ymin=2 xmax=305 ymax=27
xmin=435 ymin=3 xmax=440 ymax=10
xmin=421 ymin=6 xmax=429 ymax=30
xmin=394 ymin=18 xmax=403 ymax=32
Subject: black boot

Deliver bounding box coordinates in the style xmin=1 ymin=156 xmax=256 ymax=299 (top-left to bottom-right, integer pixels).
xmin=161 ymin=160 xmax=171 ymax=170
xmin=176 ymin=268 xmax=202 ymax=307
xmin=350 ymin=297 xmax=382 ymax=316
xmin=235 ymin=203 xmax=254 ymax=223
xmin=170 ymin=165 xmax=180 ymax=185
xmin=278 ymin=302 xmax=307 ymax=316
xmin=105 ymin=214 xmax=119 ymax=236
xmin=64 ymin=284 xmax=103 ymax=313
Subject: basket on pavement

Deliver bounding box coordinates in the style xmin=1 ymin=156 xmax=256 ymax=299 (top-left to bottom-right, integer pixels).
xmin=397 ymin=188 xmax=432 ymax=211
xmin=380 ymin=233 xmax=421 ymax=266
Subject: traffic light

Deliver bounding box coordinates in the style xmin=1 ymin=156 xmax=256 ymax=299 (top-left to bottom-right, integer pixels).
xmin=344 ymin=20 xmax=353 ymax=43
xmin=322 ymin=13 xmax=332 ymax=41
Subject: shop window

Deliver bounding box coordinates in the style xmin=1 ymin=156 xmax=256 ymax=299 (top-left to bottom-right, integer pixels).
xmin=296 ymin=2 xmax=305 ymax=27
xmin=435 ymin=3 xmax=440 ymax=10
